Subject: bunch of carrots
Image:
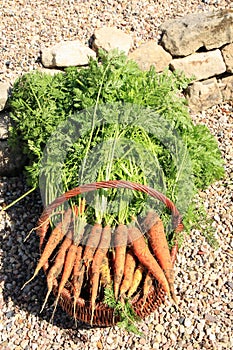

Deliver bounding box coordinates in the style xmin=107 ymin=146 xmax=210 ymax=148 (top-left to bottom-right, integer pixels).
xmin=22 ymin=198 xmax=179 ymax=325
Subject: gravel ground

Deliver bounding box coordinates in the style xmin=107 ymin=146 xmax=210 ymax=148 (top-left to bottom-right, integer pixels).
xmin=1 ymin=1 xmax=233 ymax=349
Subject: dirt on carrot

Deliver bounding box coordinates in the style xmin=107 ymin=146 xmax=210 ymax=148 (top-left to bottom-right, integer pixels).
xmin=100 ymin=255 xmax=112 ymax=289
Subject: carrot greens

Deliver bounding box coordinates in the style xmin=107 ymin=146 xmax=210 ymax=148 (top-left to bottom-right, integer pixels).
xmin=8 ymin=49 xmax=225 ymax=245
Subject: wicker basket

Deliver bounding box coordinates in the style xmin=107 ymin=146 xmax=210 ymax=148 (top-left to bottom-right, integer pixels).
xmin=37 ymin=180 xmax=184 ymax=326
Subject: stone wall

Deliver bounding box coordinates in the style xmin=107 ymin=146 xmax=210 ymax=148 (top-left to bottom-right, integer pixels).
xmin=129 ymin=9 xmax=233 ymax=113
xmin=160 ymin=10 xmax=233 ymax=113
xmin=0 ymin=9 xmax=232 ymax=175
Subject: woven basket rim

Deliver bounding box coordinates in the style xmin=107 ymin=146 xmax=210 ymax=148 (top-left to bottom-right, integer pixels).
xmin=38 ymin=180 xmax=184 ymax=234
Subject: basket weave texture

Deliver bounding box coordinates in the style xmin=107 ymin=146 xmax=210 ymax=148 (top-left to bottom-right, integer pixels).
xmin=37 ymin=180 xmax=183 ymax=326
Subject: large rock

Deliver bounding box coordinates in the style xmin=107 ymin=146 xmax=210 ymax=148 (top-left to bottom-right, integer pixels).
xmin=92 ymin=27 xmax=133 ymax=55
xmin=41 ymin=40 xmax=96 ymax=68
xmin=160 ymin=10 xmax=233 ymax=56
xmin=0 ymin=83 xmax=10 ymax=111
xmin=221 ymin=43 xmax=233 ymax=73
xmin=128 ymin=41 xmax=172 ymax=72
xmin=218 ymin=75 xmax=233 ymax=101
xmin=186 ymin=78 xmax=223 ymax=113
xmin=170 ymin=50 xmax=226 ymax=81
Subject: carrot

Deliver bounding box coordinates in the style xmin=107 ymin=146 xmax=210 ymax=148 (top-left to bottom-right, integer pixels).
xmin=73 ymin=265 xmax=85 ymax=326
xmin=72 ymin=199 xmax=85 ymax=217
xmin=128 ymin=225 xmax=171 ymax=298
xmin=119 ymin=249 xmax=136 ymax=297
xmin=73 ymin=246 xmax=84 ymax=297
xmin=170 ymin=241 xmax=178 ymax=266
xmin=37 ymin=210 xmax=64 ymax=247
xmin=90 ymin=225 xmax=111 ymax=324
xmin=128 ymin=263 xmax=144 ymax=298
xmin=73 ymin=245 xmax=84 ymax=322
xmin=100 ymin=255 xmax=112 ymax=289
xmin=59 ymin=244 xmax=81 ymax=292
xmin=143 ymin=211 xmax=176 ymax=303
xmin=40 ymin=231 xmax=73 ymax=313
xmin=51 ymin=244 xmax=81 ymax=320
xmin=74 ymin=264 xmax=85 ymax=297
xmin=21 ymin=208 xmax=72 ymax=289
xmin=82 ymin=223 xmax=102 ymax=270
xmin=142 ymin=271 xmax=153 ymax=307
xmin=113 ymin=224 xmax=128 ymax=299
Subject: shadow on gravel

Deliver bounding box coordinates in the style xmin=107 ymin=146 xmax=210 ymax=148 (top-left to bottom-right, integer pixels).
xmin=0 ymin=175 xmax=98 ymax=342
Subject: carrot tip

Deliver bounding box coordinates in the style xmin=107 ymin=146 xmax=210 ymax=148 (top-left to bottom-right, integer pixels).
xmin=90 ymin=304 xmax=95 ymax=326
xmin=170 ymin=296 xmax=181 ymax=312
xmin=170 ymin=293 xmax=179 ymax=306
xmin=73 ymin=301 xmax=78 ymax=326
xmin=40 ymin=288 xmax=52 ymax=313
xmin=21 ymin=273 xmax=37 ymax=290
xmin=50 ymin=295 xmax=60 ymax=323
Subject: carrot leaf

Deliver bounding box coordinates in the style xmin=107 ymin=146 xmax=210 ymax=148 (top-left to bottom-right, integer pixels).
xmin=104 ymin=286 xmax=144 ymax=337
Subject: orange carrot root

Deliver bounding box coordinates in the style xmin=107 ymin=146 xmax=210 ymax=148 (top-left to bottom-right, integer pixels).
xmin=21 ymin=208 xmax=72 ymax=290
xmin=73 ymin=247 xmax=84 ymax=296
xmin=119 ymin=249 xmax=136 ymax=297
xmin=40 ymin=233 xmax=73 ymax=313
xmin=51 ymin=243 xmax=80 ymax=320
xmin=128 ymin=225 xmax=171 ymax=299
xmin=73 ymin=246 xmax=84 ymax=321
xmin=113 ymin=224 xmax=128 ymax=299
xmin=170 ymin=241 xmax=178 ymax=266
xmin=100 ymin=255 xmax=111 ymax=289
xmin=142 ymin=271 xmax=153 ymax=307
xmin=144 ymin=211 xmax=177 ymax=303
xmin=90 ymin=225 xmax=111 ymax=325
xmin=82 ymin=223 xmax=102 ymax=270
xmin=128 ymin=263 xmax=144 ymax=298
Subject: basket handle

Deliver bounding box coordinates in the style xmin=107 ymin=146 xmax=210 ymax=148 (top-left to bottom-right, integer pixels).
xmin=37 ymin=180 xmax=184 ymax=236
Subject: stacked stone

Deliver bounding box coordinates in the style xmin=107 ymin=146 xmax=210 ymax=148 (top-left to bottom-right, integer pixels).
xmin=160 ymin=10 xmax=233 ymax=113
